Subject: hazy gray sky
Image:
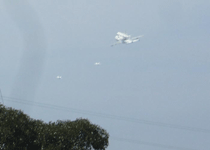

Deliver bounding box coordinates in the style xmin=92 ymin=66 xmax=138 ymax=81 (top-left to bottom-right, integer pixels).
xmin=0 ymin=0 xmax=210 ymax=150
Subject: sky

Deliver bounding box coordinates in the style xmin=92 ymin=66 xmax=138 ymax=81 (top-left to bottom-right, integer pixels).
xmin=0 ymin=0 xmax=210 ymax=149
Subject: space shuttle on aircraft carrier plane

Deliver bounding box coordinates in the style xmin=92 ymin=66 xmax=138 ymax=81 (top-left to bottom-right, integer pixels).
xmin=111 ymin=32 xmax=144 ymax=46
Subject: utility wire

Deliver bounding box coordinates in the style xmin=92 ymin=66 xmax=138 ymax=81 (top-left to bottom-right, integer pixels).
xmin=3 ymin=96 xmax=210 ymax=133
xmin=1 ymin=96 xmax=201 ymax=150
xmin=111 ymin=136 xmax=197 ymax=150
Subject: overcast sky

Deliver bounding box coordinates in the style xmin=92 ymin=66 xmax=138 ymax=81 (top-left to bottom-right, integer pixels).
xmin=0 ymin=0 xmax=210 ymax=150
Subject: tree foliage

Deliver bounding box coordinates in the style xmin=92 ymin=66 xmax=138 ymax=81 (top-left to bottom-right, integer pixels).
xmin=0 ymin=104 xmax=109 ymax=150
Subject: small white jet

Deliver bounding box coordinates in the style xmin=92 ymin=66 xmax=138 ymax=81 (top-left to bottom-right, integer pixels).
xmin=94 ymin=62 xmax=101 ymax=66
xmin=111 ymin=32 xmax=144 ymax=46
xmin=57 ymin=76 xmax=62 ymax=79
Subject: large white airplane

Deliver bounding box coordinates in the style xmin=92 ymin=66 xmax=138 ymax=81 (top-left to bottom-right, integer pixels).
xmin=111 ymin=32 xmax=144 ymax=46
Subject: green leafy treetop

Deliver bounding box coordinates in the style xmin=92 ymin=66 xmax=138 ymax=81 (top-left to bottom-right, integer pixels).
xmin=0 ymin=104 xmax=109 ymax=150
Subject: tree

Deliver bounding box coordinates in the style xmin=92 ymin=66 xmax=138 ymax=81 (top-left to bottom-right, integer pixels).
xmin=0 ymin=104 xmax=109 ymax=150
xmin=0 ymin=104 xmax=44 ymax=150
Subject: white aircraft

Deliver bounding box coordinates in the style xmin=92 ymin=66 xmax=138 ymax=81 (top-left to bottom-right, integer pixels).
xmin=111 ymin=32 xmax=144 ymax=46
xmin=57 ymin=76 xmax=62 ymax=79
xmin=94 ymin=62 xmax=101 ymax=65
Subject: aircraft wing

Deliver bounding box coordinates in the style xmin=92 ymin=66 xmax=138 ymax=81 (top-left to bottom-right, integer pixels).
xmin=111 ymin=41 xmax=121 ymax=47
xmin=132 ymin=35 xmax=144 ymax=40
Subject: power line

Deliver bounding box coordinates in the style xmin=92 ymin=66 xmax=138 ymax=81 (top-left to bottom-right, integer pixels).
xmin=3 ymin=96 xmax=210 ymax=134
xmin=1 ymin=96 xmax=201 ymax=150
xmin=111 ymin=136 xmax=197 ymax=150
